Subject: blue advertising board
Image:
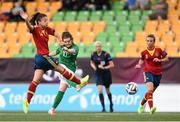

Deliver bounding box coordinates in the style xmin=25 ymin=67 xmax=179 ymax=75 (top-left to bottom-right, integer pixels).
xmin=0 ymin=84 xmax=146 ymax=112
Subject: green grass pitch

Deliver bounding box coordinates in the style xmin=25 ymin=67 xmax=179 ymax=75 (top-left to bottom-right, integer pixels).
xmin=0 ymin=112 xmax=180 ymax=121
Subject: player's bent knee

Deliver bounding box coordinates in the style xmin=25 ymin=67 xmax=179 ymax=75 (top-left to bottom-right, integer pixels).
xmin=59 ymin=83 xmax=68 ymax=92
xmin=32 ymin=78 xmax=40 ymax=83
xmin=147 ymin=87 xmax=154 ymax=92
xmin=106 ymin=90 xmax=110 ymax=94
xmin=98 ymin=89 xmax=103 ymax=93
xmin=98 ymin=87 xmax=103 ymax=93
xmin=32 ymin=80 xmax=40 ymax=84
xmin=147 ymin=90 xmax=153 ymax=93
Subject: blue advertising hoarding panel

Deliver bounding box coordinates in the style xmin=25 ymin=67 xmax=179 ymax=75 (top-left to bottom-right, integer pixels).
xmin=0 ymin=84 xmax=146 ymax=112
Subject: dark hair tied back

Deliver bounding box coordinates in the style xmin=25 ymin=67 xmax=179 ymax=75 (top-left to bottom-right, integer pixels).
xmin=30 ymin=12 xmax=47 ymax=25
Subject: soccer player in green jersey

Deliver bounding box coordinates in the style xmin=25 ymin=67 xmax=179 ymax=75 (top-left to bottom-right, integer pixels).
xmin=48 ymin=32 xmax=85 ymax=115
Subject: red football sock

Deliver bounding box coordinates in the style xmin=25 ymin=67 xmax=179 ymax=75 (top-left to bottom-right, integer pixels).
xmin=141 ymin=92 xmax=149 ymax=106
xmin=141 ymin=97 xmax=147 ymax=106
xmin=27 ymin=81 xmax=39 ymax=104
xmin=61 ymin=68 xmax=80 ymax=84
xmin=146 ymin=92 xmax=153 ymax=109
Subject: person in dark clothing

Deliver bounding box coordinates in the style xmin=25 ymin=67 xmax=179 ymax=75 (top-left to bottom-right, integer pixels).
xmin=90 ymin=41 xmax=114 ymax=112
xmin=9 ymin=0 xmax=26 ymax=22
xmin=59 ymin=0 xmax=111 ymax=11
xmin=60 ymin=0 xmax=78 ymax=11
xmin=93 ymin=0 xmax=111 ymax=10
xmin=148 ymin=0 xmax=168 ymax=20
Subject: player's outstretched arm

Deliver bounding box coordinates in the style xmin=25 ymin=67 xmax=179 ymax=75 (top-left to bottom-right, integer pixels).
xmin=54 ymin=32 xmax=62 ymax=43
xmin=19 ymin=10 xmax=34 ymax=32
xmin=54 ymin=32 xmax=60 ymax=39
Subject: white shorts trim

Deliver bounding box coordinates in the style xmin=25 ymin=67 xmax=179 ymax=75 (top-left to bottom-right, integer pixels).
xmin=58 ymin=64 xmax=74 ymax=87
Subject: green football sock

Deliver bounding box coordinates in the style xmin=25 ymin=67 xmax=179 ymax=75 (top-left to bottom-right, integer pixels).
xmin=67 ymin=80 xmax=77 ymax=88
xmin=52 ymin=91 xmax=64 ymax=109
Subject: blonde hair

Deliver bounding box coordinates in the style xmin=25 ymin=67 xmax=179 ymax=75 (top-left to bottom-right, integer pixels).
xmin=94 ymin=41 xmax=102 ymax=46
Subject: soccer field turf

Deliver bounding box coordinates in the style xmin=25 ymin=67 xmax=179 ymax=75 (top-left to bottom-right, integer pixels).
xmin=0 ymin=112 xmax=180 ymax=121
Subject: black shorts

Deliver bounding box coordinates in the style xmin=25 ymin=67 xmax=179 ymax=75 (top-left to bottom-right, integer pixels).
xmin=95 ymin=70 xmax=112 ymax=88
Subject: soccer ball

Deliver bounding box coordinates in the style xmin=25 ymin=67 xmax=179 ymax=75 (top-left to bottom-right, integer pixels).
xmin=125 ymin=82 xmax=138 ymax=95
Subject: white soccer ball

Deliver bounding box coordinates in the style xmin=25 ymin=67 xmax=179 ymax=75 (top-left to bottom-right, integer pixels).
xmin=125 ymin=82 xmax=138 ymax=95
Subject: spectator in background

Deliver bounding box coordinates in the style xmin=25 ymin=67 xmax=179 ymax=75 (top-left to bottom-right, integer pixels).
xmin=9 ymin=0 xmax=26 ymax=22
xmin=59 ymin=0 xmax=111 ymax=11
xmin=93 ymin=0 xmax=111 ymax=10
xmin=73 ymin=0 xmax=92 ymax=10
xmin=148 ymin=0 xmax=168 ymax=20
xmin=79 ymin=0 xmax=111 ymax=10
xmin=60 ymin=0 xmax=78 ymax=11
xmin=136 ymin=0 xmax=150 ymax=10
xmin=0 ymin=0 xmax=9 ymax=22
xmin=0 ymin=12 xmax=9 ymax=22
xmin=124 ymin=0 xmax=137 ymax=10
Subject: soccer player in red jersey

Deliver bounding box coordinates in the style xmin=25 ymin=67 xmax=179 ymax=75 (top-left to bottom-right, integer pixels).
xmin=135 ymin=34 xmax=168 ymax=114
xmin=19 ymin=11 xmax=89 ymax=114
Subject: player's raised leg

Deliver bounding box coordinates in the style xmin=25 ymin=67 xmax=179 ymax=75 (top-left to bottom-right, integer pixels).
xmin=55 ymin=65 xmax=89 ymax=91
xmin=23 ymin=69 xmax=44 ymax=114
xmin=76 ymin=75 xmax=89 ymax=91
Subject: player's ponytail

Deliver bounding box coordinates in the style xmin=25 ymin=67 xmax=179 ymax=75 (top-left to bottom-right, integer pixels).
xmin=30 ymin=12 xmax=47 ymax=25
xmin=30 ymin=12 xmax=40 ymax=25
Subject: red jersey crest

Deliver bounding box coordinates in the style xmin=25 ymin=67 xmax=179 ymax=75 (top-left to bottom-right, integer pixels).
xmin=141 ymin=47 xmax=167 ymax=75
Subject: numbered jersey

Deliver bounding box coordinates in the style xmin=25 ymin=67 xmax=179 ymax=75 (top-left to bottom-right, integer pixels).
xmin=56 ymin=44 xmax=79 ymax=72
xmin=32 ymin=26 xmax=55 ymax=55
xmin=141 ymin=47 xmax=167 ymax=75
xmin=91 ymin=50 xmax=112 ymax=72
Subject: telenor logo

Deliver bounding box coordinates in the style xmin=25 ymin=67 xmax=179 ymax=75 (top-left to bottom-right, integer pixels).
xmin=0 ymin=88 xmax=10 ymax=108
xmin=68 ymin=88 xmax=92 ymax=109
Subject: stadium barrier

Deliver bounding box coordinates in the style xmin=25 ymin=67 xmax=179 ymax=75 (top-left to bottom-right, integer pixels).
xmin=145 ymin=84 xmax=180 ymax=112
xmin=0 ymin=84 xmax=179 ymax=112
xmin=0 ymin=58 xmax=180 ymax=83
xmin=0 ymin=84 xmax=145 ymax=112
